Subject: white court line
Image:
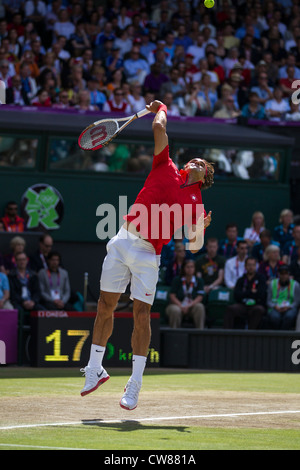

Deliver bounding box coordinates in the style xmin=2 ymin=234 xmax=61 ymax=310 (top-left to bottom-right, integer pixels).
xmin=0 ymin=410 xmax=300 ymax=431
xmin=0 ymin=443 xmax=90 ymax=450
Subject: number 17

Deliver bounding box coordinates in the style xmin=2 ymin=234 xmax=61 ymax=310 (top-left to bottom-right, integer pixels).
xmin=45 ymin=329 xmax=90 ymax=362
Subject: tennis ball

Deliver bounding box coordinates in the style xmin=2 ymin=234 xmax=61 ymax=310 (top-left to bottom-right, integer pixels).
xmin=204 ymin=0 xmax=214 ymax=8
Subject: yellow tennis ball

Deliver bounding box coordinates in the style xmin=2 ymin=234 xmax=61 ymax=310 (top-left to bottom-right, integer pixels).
xmin=204 ymin=0 xmax=214 ymax=8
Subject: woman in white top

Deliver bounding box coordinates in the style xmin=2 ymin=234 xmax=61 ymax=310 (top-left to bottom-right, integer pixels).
xmin=127 ymin=81 xmax=146 ymax=113
xmin=243 ymin=211 xmax=265 ymax=250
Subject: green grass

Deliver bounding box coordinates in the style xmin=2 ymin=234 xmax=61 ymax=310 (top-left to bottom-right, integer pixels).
xmin=1 ymin=368 xmax=300 ymax=450
xmin=1 ymin=425 xmax=299 ymax=450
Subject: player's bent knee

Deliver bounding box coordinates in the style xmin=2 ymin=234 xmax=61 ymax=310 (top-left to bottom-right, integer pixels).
xmin=98 ymin=292 xmax=119 ymax=315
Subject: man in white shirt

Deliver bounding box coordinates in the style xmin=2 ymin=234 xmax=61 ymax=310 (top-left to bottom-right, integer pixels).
xmin=186 ymin=33 xmax=206 ymax=66
xmin=224 ymin=240 xmax=248 ymax=289
xmin=53 ymin=9 xmax=75 ymax=41
xmin=265 ymin=86 xmax=290 ymax=121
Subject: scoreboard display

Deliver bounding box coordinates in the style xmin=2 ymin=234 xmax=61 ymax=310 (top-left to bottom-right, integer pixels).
xmin=30 ymin=311 xmax=160 ymax=368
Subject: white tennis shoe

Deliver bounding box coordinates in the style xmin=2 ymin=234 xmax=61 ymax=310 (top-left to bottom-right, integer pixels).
xmin=80 ymin=366 xmax=110 ymax=396
xmin=120 ymin=378 xmax=142 ymax=410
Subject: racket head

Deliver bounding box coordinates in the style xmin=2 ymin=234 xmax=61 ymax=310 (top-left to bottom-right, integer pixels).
xmin=78 ymin=119 xmax=120 ymax=151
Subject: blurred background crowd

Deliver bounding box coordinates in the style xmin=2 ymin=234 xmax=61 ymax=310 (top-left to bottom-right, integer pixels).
xmin=2 ymin=0 xmax=300 ymax=121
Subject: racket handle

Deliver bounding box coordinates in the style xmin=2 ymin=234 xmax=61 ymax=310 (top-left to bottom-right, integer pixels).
xmin=136 ymin=108 xmax=151 ymax=119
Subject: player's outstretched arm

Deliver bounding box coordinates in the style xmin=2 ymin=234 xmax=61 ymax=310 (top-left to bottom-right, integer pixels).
xmin=146 ymin=100 xmax=168 ymax=155
xmin=188 ymin=211 xmax=212 ymax=254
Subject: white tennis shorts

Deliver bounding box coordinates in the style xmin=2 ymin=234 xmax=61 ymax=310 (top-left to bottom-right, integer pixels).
xmin=100 ymin=226 xmax=161 ymax=305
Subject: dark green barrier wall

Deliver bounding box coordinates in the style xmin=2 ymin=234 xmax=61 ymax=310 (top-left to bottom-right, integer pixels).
xmin=0 ymin=171 xmax=290 ymax=243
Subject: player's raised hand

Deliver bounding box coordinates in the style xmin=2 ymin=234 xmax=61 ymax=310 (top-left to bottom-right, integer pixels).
xmin=146 ymin=100 xmax=164 ymax=113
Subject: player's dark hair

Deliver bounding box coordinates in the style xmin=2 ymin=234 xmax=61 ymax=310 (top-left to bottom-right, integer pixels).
xmin=202 ymin=160 xmax=214 ymax=190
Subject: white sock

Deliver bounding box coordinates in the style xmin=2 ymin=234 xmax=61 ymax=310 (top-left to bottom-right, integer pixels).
xmin=87 ymin=344 xmax=105 ymax=369
xmin=131 ymin=355 xmax=147 ymax=383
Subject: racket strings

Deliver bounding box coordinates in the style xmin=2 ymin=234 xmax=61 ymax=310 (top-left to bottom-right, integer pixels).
xmin=80 ymin=120 xmax=119 ymax=150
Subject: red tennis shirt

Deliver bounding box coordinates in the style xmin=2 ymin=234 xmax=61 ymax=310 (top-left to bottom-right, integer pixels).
xmin=124 ymin=145 xmax=206 ymax=254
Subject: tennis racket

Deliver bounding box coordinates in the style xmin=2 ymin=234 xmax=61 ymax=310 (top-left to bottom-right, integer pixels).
xmin=78 ymin=108 xmax=151 ymax=151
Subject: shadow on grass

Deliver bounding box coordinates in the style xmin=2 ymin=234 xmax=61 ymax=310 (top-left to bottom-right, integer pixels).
xmin=81 ymin=419 xmax=190 ymax=434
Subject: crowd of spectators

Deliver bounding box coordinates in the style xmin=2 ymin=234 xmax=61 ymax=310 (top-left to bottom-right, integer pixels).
xmin=1 ymin=0 xmax=300 ymax=121
xmin=0 ymin=201 xmax=81 ymax=314
xmin=159 ymin=208 xmax=300 ymax=331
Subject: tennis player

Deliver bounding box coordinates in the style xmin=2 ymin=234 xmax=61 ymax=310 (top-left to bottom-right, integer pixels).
xmin=80 ymin=100 xmax=214 ymax=410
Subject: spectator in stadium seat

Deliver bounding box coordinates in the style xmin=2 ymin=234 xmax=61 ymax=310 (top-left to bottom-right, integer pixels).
xmin=186 ymin=32 xmax=205 ymax=65
xmin=9 ymin=251 xmax=45 ymax=312
xmin=1 ymin=201 xmax=25 ymax=233
xmin=31 ymin=88 xmax=52 ymax=107
xmin=24 ymin=0 xmax=47 ymax=39
xmin=251 ymin=229 xmax=280 ymax=264
xmin=282 ymin=224 xmax=300 ymax=265
xmin=52 ymin=89 xmax=72 ymax=109
xmin=103 ymin=87 xmax=131 ymax=113
xmin=165 ymin=259 xmax=206 ymax=329
xmin=224 ymin=256 xmax=267 ymax=329
xmin=196 ymin=237 xmax=225 ymax=294
xmin=29 ymin=233 xmax=53 ymax=273
xmin=243 ymin=211 xmax=266 ymax=251
xmin=278 ymin=53 xmax=300 ymax=79
xmin=161 ymin=91 xmax=180 ymax=116
xmin=3 ymin=235 xmax=26 ymax=273
xmin=0 ymin=270 xmax=14 ymax=310
xmin=0 ymin=59 xmax=13 ymax=88
xmin=227 ymin=72 xmax=248 ymax=110
xmin=143 ymin=61 xmax=169 ymax=94
xmin=267 ymin=264 xmax=300 ymax=330
xmin=223 ymin=47 xmax=240 ymax=77
xmin=218 ymin=223 xmax=242 ymax=259
xmin=123 ymin=45 xmax=150 ymax=85
xmin=68 ymin=64 xmax=86 ymax=94
xmin=127 ymin=81 xmax=146 ymax=114
xmin=164 ymin=242 xmax=187 ymax=286
xmin=53 ymin=8 xmax=75 ymax=42
xmin=106 ymin=68 xmax=124 ymax=97
xmin=87 ymin=78 xmax=107 ymax=110
xmin=207 ymin=51 xmax=225 ymax=84
xmin=213 ymin=83 xmax=233 ymax=113
xmin=265 ymin=86 xmax=290 ymax=121
xmin=258 ymin=244 xmax=283 ymax=284
xmin=105 ymin=45 xmax=124 ymax=77
xmin=164 ymin=32 xmax=176 ymax=62
xmin=250 ymin=71 xmax=274 ymax=105
xmin=113 ymin=27 xmax=133 ymax=59
xmin=173 ymin=24 xmax=193 ymax=52
xmin=38 ymin=251 xmax=73 ymax=311
xmin=224 ymin=239 xmax=249 ymax=289
xmin=279 ymin=65 xmax=297 ymax=97
xmin=7 ymin=27 xmax=22 ymax=60
xmin=15 ymin=49 xmax=40 ymax=79
xmin=285 ymin=100 xmax=300 ymax=121
xmin=241 ymin=91 xmax=266 ymax=119
xmin=69 ymin=20 xmax=91 ymax=55
xmin=273 ymin=209 xmax=295 ymax=251
xmin=6 ymin=74 xmax=30 ymax=106
xmin=213 ymin=93 xmax=240 ymax=119
xmin=75 ymin=89 xmax=98 ymax=111
xmin=160 ymin=67 xmax=186 ymax=107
